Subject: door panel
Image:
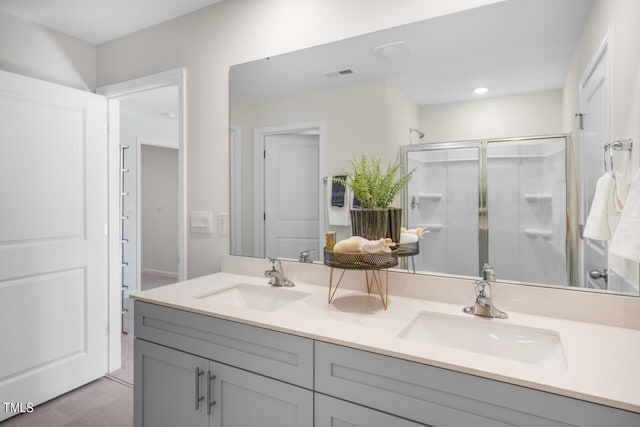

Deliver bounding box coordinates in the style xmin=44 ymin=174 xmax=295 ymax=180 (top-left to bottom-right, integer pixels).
xmin=0 ymin=69 xmax=108 ymax=420
xmin=134 ymin=339 xmax=209 ymax=427
xmin=211 ymin=360 xmax=313 ymax=427
xmin=264 ymin=133 xmax=320 ymax=261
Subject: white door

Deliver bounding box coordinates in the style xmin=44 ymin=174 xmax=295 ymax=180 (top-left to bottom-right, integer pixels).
xmin=580 ymin=41 xmax=610 ymax=290
xmin=264 ymin=133 xmax=320 ymax=261
xmin=0 ymin=70 xmax=108 ymax=420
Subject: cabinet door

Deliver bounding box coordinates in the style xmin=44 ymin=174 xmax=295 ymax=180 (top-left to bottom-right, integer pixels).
xmin=315 ymin=394 xmax=427 ymax=427
xmin=134 ymin=339 xmax=209 ymax=427
xmin=209 ymin=360 xmax=313 ymax=427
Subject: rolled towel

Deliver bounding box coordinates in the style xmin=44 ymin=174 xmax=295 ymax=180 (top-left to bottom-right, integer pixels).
xmin=610 ymin=169 xmax=640 ymax=261
xmin=583 ymin=172 xmax=615 ymax=240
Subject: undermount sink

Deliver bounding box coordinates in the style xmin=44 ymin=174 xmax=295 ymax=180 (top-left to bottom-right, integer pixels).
xmin=399 ymin=311 xmax=566 ymax=370
xmin=198 ymin=283 xmax=310 ymax=312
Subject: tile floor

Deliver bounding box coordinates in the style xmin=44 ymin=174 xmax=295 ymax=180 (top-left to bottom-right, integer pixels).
xmin=3 ymin=273 xmax=177 ymax=426
xmin=2 ymin=378 xmax=132 ymax=427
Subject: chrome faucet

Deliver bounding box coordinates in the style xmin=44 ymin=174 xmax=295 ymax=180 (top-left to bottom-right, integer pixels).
xmin=264 ymin=258 xmax=295 ymax=287
xmin=463 ymin=264 xmax=508 ymax=319
xmin=298 ymin=249 xmax=314 ymax=263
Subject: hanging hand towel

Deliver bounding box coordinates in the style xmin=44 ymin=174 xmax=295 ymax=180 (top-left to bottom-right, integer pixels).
xmin=331 ymin=175 xmax=347 ymax=207
xmin=326 ymin=176 xmax=351 ymax=226
xmin=583 ymin=172 xmax=616 ymax=240
xmin=610 ymin=169 xmax=640 ymax=262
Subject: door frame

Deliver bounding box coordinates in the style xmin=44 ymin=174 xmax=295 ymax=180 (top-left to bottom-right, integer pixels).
xmin=578 ymin=30 xmax=612 ymax=286
xmin=97 ymin=68 xmax=187 ymax=372
xmin=253 ymin=121 xmax=325 ymax=258
xmin=230 ymin=124 xmax=243 ymax=255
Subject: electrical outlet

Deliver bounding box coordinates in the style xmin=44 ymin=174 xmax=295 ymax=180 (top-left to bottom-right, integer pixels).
xmin=217 ymin=212 xmax=229 ymax=236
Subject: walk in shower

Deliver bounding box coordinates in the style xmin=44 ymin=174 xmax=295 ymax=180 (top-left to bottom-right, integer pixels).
xmin=402 ymin=135 xmax=568 ymax=285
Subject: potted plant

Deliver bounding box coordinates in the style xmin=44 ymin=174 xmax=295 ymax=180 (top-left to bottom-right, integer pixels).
xmin=335 ymin=154 xmax=414 ymax=243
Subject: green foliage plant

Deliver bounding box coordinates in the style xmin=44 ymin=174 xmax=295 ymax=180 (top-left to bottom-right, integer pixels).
xmin=334 ymin=154 xmax=414 ymax=209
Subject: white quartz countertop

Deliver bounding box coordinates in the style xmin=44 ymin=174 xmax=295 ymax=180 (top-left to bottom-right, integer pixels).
xmin=131 ymin=272 xmax=640 ymax=413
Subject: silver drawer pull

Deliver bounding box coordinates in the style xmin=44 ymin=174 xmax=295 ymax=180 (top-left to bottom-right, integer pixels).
xmin=195 ymin=367 xmax=204 ymax=410
xmin=207 ymin=371 xmax=217 ymax=415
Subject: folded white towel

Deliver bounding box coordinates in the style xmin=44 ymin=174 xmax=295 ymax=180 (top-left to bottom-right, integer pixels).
xmin=583 ymin=172 xmax=615 ymax=240
xmin=610 ymin=169 xmax=640 ymax=261
xmin=326 ymin=176 xmax=351 ymax=226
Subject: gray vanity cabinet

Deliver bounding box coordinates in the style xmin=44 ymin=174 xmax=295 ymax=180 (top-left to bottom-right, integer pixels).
xmin=314 ymin=394 xmax=425 ymax=427
xmin=315 ymin=341 xmax=640 ymax=427
xmin=133 ymin=301 xmax=314 ymax=427
xmin=134 ymin=301 xmax=640 ymax=427
xmin=135 ymin=339 xmax=313 ymax=427
xmin=210 ymin=360 xmax=313 ymax=426
xmin=134 ymin=338 xmax=209 ymax=427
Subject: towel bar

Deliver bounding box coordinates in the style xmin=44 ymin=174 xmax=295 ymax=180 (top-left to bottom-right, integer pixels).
xmin=604 ymin=138 xmax=633 ymax=171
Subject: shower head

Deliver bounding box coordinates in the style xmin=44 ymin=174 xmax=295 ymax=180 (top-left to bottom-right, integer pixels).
xmin=410 ymin=128 xmax=425 ymax=140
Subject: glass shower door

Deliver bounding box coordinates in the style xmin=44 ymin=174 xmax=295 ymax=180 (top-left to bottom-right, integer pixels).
xmin=406 ymin=146 xmax=480 ymax=277
xmin=486 ymin=137 xmax=567 ymax=285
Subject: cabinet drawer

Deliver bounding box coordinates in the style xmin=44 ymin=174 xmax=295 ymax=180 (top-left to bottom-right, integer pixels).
xmin=135 ymin=301 xmax=313 ymax=388
xmin=315 ymin=393 xmax=426 ymax=427
xmin=315 ymin=341 xmax=640 ymax=427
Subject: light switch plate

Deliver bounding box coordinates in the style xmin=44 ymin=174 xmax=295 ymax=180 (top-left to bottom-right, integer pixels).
xmin=217 ymin=212 xmax=229 ymax=236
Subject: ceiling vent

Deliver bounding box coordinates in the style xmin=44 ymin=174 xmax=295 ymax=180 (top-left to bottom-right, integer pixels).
xmin=324 ymin=69 xmax=355 ymax=78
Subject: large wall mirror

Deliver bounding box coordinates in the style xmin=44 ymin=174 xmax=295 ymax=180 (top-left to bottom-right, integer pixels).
xmin=229 ymin=0 xmax=640 ymax=296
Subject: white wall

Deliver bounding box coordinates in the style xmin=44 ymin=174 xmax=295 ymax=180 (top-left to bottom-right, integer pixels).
xmin=387 ymin=80 xmax=421 ymax=154
xmin=562 ymin=0 xmax=640 ymax=289
xmin=141 ymin=145 xmax=179 ymax=277
xmin=419 ymin=89 xmax=563 ymax=143
xmin=97 ymin=0 xmax=504 ymax=278
xmin=0 ymin=10 xmax=96 ymax=90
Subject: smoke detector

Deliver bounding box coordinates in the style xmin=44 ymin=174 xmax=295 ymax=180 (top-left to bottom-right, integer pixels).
xmin=371 ymin=41 xmax=413 ymax=59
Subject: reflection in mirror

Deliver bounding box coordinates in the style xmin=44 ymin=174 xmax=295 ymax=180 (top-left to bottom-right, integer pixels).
xmin=403 ymin=136 xmax=568 ymax=285
xmin=229 ymin=0 xmax=640 ymax=295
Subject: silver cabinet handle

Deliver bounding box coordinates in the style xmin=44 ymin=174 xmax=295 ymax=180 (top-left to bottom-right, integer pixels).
xmin=207 ymin=370 xmax=217 ymax=415
xmin=195 ymin=367 xmax=204 ymax=410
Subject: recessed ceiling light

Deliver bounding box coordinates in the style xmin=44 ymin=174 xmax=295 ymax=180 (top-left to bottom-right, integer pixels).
xmin=473 ymin=87 xmax=489 ymax=95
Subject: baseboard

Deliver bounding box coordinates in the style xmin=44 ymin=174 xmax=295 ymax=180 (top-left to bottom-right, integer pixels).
xmin=141 ymin=268 xmax=179 ymax=279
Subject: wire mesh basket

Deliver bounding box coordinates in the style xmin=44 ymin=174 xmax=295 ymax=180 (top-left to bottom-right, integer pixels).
xmin=397 ymin=241 xmax=419 ymax=257
xmin=323 ymin=248 xmax=398 ymax=270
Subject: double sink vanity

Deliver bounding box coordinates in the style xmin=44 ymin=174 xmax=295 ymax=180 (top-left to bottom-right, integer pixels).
xmin=131 ymin=256 xmax=640 ymax=427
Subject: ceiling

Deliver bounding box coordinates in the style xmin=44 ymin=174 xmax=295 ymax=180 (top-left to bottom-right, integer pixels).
xmin=0 ymin=0 xmax=225 ymax=44
xmin=231 ymin=0 xmax=593 ymax=106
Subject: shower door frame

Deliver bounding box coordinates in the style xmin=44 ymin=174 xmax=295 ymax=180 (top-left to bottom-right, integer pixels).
xmin=401 ymin=134 xmax=571 ymax=280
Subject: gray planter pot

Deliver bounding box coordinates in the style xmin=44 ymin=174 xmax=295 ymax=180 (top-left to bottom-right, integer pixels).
xmin=351 ymin=208 xmax=402 ymax=243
